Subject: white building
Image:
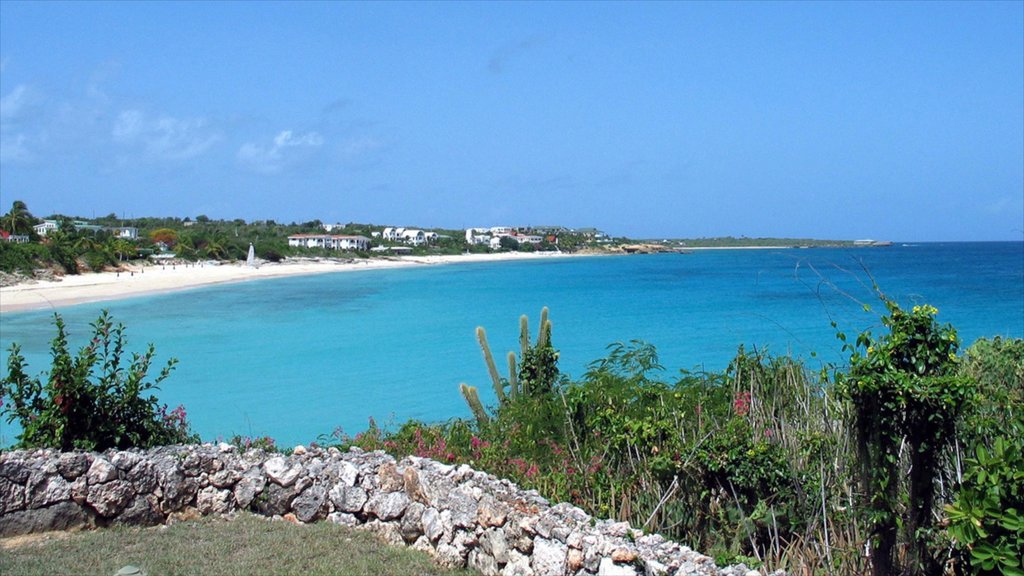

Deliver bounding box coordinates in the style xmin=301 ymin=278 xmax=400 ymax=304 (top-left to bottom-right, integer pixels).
xmin=287 ymin=234 xmax=371 ymax=251
xmin=33 ymin=220 xmax=59 ymax=237
xmin=400 ymin=229 xmax=426 ymax=246
xmin=112 ymin=227 xmax=139 ymax=239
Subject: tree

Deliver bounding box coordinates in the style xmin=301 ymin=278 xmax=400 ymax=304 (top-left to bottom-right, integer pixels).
xmin=838 ymin=300 xmax=973 ymax=576
xmin=498 ymin=236 xmax=520 ymax=251
xmin=149 ymin=228 xmax=178 ymax=247
xmin=3 ymin=200 xmax=36 ymax=236
xmin=1 ymin=312 xmax=198 ymax=451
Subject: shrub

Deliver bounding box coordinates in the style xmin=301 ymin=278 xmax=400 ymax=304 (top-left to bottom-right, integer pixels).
xmin=1 ymin=311 xmax=199 ymax=451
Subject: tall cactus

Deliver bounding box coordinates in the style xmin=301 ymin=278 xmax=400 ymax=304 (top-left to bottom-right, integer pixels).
xmin=519 ymin=315 xmax=530 ymax=356
xmin=507 ymin=351 xmax=519 ymax=398
xmin=476 ymin=327 xmax=505 ymax=402
xmin=459 ymin=383 xmax=489 ymax=425
xmin=460 ymin=307 xmax=559 ymax=424
xmin=537 ymin=307 xmax=550 ymax=347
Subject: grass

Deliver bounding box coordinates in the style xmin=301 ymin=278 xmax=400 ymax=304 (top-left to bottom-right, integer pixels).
xmin=0 ymin=512 xmax=476 ymax=576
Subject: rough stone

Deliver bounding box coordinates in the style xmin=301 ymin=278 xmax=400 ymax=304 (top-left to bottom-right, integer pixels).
xmin=209 ymin=469 xmax=241 ymax=489
xmin=27 ymin=473 xmax=70 ymax=509
xmin=599 ymin=557 xmax=639 ymax=576
xmin=251 ymin=482 xmax=298 ymax=517
xmin=125 ymin=461 xmax=158 ymax=494
xmin=233 ymin=467 xmax=266 ymax=509
xmin=469 ymin=548 xmax=501 ymax=576
xmin=0 ymin=477 xmax=25 ymax=514
xmin=401 ymin=501 xmax=426 ymax=543
xmin=0 ymin=500 xmax=93 ymax=536
xmin=532 ymin=537 xmax=567 ymax=576
xmin=365 ymin=491 xmax=410 ymax=521
xmin=422 ymin=506 xmax=445 ymax=542
xmin=86 ymin=479 xmax=135 ymax=517
xmin=0 ymin=459 xmax=32 ymax=483
xmin=292 ymin=484 xmax=328 ymax=523
xmin=328 ymin=483 xmax=367 ymax=513
xmin=503 ymin=549 xmax=535 ymax=576
xmin=377 ymin=462 xmax=405 ymax=492
xmin=86 ymin=457 xmax=119 ymax=484
xmin=264 ymin=456 xmax=302 ymax=487
xmin=113 ymin=494 xmax=165 ymax=527
xmin=327 ymin=511 xmax=358 ymax=527
xmin=480 ymin=527 xmax=510 ymax=564
xmin=196 ymin=486 xmax=234 ymax=515
xmin=478 ymin=495 xmax=510 ymax=527
xmin=56 ymin=452 xmax=91 ymax=479
xmin=111 ymin=451 xmax=143 ymax=471
xmin=365 ymin=519 xmax=405 ymax=546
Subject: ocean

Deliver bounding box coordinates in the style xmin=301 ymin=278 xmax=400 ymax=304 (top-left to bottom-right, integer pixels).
xmin=1 ymin=242 xmax=1021 ymax=447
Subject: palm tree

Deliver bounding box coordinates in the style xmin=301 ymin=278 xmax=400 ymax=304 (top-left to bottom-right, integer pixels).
xmin=4 ymin=200 xmax=36 ymax=235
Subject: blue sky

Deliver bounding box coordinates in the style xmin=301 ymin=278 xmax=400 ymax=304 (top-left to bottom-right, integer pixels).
xmin=1 ymin=1 xmax=1021 ymax=240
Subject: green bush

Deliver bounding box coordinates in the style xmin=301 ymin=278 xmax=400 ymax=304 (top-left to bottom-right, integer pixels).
xmin=1 ymin=311 xmax=198 ymax=451
xmin=945 ymin=426 xmax=1024 ymax=576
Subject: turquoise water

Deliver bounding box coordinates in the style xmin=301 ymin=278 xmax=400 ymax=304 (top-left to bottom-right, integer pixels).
xmin=2 ymin=242 xmax=1021 ymax=447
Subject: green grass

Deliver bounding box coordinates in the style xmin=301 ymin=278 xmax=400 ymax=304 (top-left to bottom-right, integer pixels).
xmin=0 ymin=513 xmax=475 ymax=576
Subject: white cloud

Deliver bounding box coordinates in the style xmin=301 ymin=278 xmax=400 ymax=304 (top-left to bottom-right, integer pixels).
xmin=0 ymin=84 xmax=38 ymax=163
xmin=0 ymin=84 xmax=30 ymax=121
xmin=237 ymin=129 xmax=324 ymax=174
xmin=112 ymin=109 xmax=220 ymax=161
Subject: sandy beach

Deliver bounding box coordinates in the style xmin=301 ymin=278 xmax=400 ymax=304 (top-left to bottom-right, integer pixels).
xmin=0 ymin=251 xmax=588 ymax=314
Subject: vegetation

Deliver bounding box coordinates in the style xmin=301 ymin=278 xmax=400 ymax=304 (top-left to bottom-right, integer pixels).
xmin=0 ymin=200 xmax=613 ymax=276
xmin=0 ymin=512 xmax=473 ymax=576
xmin=1 ymin=312 xmax=198 ymax=451
xmin=344 ymin=302 xmax=1024 ymax=576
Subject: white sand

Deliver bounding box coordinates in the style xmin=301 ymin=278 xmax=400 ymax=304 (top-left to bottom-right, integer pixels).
xmin=0 ymin=251 xmax=593 ymax=314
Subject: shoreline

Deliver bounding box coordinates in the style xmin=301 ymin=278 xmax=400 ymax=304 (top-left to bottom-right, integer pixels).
xmin=0 ymin=251 xmax=598 ymax=314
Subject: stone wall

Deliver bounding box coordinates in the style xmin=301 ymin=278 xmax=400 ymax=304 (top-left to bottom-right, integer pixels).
xmin=0 ymin=444 xmax=756 ymax=576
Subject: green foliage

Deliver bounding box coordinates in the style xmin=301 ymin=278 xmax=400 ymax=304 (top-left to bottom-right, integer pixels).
xmin=945 ymin=428 xmax=1024 ymax=576
xmin=341 ymin=307 xmax=1018 ymax=576
xmin=0 ymin=242 xmax=53 ymax=274
xmin=839 ymin=300 xmax=974 ymax=575
xmin=461 ymin=308 xmax=562 ymax=424
xmin=0 ymin=312 xmax=198 ymax=451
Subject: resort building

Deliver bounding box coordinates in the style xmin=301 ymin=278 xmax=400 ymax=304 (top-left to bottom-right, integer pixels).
xmin=33 ymin=220 xmax=59 ymax=237
xmin=287 ymin=234 xmax=371 ymax=251
xmin=112 ymin=227 xmax=139 ymax=239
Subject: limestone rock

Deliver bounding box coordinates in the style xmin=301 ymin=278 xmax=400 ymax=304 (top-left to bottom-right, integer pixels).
xmin=292 ymin=484 xmax=328 ymax=523
xmin=56 ymin=452 xmax=91 ymax=479
xmin=264 ymin=456 xmax=302 ymax=487
xmin=0 ymin=500 xmax=93 ymax=536
xmin=480 ymin=527 xmax=510 ymax=564
xmin=27 ymin=472 xmax=70 ymax=509
xmin=0 ymin=477 xmax=25 ymax=514
xmin=233 ymin=467 xmax=266 ymax=509
xmin=328 ymin=483 xmax=367 ymax=513
xmin=86 ymin=457 xmax=119 ymax=484
xmin=532 ymin=537 xmax=567 ymax=576
xmin=469 ymin=548 xmax=501 ymax=576
xmin=87 ymin=479 xmax=135 ymax=517
xmin=196 ymin=486 xmax=234 ymax=515
xmin=365 ymin=491 xmax=410 ymax=521
xmin=599 ymin=557 xmax=639 ymax=576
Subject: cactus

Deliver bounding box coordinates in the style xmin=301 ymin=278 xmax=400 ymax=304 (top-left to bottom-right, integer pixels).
xmin=519 ymin=315 xmax=530 ymax=356
xmin=507 ymin=351 xmax=519 ymax=398
xmin=459 ymin=383 xmax=489 ymax=425
xmin=537 ymin=307 xmax=549 ymax=347
xmin=476 ymin=327 xmax=505 ymax=402
xmin=460 ymin=307 xmax=559 ymax=422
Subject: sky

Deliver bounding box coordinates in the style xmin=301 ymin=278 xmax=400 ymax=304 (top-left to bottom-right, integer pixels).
xmin=1 ymin=1 xmax=1021 ymax=241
